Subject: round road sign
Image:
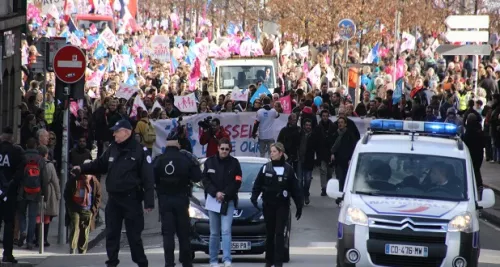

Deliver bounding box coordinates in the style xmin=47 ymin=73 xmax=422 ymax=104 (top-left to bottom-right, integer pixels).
xmin=338 ymin=19 xmax=357 ymax=41
xmin=53 ymin=45 xmax=86 ymax=84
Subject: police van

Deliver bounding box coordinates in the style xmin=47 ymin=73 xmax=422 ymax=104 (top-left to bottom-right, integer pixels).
xmin=327 ymin=119 xmax=496 ymax=267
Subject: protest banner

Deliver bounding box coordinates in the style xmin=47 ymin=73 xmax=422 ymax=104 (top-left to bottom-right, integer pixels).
xmin=116 ymin=83 xmax=139 ymax=100
xmin=152 ymin=113 xmax=372 ymax=158
xmin=150 ymin=35 xmax=170 ymax=62
xmin=174 ymin=93 xmax=198 ymax=113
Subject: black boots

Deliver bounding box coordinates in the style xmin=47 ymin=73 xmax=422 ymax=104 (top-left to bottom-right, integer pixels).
xmin=34 ymin=223 xmax=51 ymax=247
xmin=321 ymin=188 xmax=327 ymax=196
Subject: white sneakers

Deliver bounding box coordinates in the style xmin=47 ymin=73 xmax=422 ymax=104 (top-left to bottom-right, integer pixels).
xmin=209 ymin=261 xmax=231 ymax=267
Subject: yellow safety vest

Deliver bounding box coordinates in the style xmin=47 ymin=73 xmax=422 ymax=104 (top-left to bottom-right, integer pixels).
xmin=45 ymin=102 xmax=55 ymax=125
xmin=458 ymin=93 xmax=469 ymax=111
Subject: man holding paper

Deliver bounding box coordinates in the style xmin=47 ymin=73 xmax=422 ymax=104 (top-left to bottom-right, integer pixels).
xmin=201 ymin=138 xmax=242 ymax=267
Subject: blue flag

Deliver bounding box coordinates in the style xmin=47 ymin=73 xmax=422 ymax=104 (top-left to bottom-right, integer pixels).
xmin=94 ymin=42 xmax=108 ymax=59
xmin=393 ymin=78 xmax=404 ymax=105
xmin=227 ymin=23 xmax=236 ymax=35
xmin=126 ymin=74 xmax=137 ymax=86
xmin=171 ymin=55 xmax=179 ymax=71
xmin=250 ymin=84 xmax=270 ymax=104
xmin=185 ymin=46 xmax=196 ymax=65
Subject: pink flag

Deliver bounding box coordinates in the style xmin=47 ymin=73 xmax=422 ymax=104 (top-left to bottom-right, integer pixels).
xmin=279 ymin=95 xmax=292 ymax=114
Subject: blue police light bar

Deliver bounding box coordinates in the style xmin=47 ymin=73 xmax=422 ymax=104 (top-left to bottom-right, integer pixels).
xmin=370 ymin=119 xmax=458 ymax=136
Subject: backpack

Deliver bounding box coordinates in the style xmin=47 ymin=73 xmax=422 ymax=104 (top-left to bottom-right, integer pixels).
xmin=22 ymin=158 xmax=42 ymax=196
xmin=142 ymin=121 xmax=156 ymax=144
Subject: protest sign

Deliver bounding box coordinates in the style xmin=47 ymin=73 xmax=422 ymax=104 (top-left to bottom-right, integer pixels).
xmin=152 ymin=113 xmax=372 ymax=158
xmin=116 ymin=83 xmax=139 ymax=100
xmin=150 ymin=35 xmax=170 ymax=62
xmin=174 ymin=93 xmax=198 ymax=113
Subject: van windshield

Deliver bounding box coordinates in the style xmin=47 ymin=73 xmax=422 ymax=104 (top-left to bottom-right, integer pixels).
xmin=77 ymin=19 xmax=113 ymax=33
xmin=219 ymin=65 xmax=274 ymax=90
xmin=352 ymin=153 xmax=468 ymax=201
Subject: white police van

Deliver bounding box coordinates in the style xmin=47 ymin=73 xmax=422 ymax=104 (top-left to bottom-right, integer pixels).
xmin=327 ymin=119 xmax=496 ymax=267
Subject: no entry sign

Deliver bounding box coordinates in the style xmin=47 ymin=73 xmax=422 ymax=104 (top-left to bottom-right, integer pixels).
xmin=53 ymin=45 xmax=86 ymax=84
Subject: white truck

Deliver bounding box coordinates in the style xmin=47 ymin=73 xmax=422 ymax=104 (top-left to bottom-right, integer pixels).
xmin=210 ymin=56 xmax=279 ymax=96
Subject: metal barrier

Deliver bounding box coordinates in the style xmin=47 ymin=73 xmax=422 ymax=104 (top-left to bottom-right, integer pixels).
xmin=39 ymin=195 xmax=44 ymax=254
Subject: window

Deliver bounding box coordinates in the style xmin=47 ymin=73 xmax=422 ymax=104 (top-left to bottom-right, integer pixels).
xmin=352 ymin=153 xmax=467 ymax=201
xmin=219 ymin=65 xmax=274 ymax=90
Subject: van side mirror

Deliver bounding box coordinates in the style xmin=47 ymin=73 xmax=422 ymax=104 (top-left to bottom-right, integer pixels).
xmin=326 ymin=179 xmax=343 ymax=200
xmin=477 ymin=188 xmax=495 ymax=209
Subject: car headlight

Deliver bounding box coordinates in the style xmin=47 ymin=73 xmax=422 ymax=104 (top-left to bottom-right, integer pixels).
xmin=448 ymin=212 xmax=472 ymax=233
xmin=345 ymin=206 xmax=368 ymax=226
xmin=189 ymin=205 xmax=209 ymax=219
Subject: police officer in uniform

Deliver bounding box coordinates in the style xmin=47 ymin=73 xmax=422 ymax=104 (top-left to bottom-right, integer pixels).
xmin=251 ymin=142 xmax=303 ymax=267
xmin=153 ymin=127 xmax=201 ymax=267
xmin=0 ymin=126 xmax=26 ymax=263
xmin=72 ymin=120 xmax=154 ymax=267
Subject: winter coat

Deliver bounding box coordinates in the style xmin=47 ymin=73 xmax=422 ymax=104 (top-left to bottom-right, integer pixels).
xmin=42 ymin=160 xmax=61 ymax=216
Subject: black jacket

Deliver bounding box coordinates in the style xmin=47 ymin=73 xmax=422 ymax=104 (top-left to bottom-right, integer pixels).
xmin=153 ymin=146 xmax=201 ymax=195
xmin=202 ymin=154 xmax=242 ymax=207
xmin=251 ymin=158 xmax=303 ymax=208
xmin=81 ymin=136 xmax=155 ymax=209
xmin=277 ymin=124 xmax=301 ymax=161
xmin=313 ymin=120 xmax=336 ymax=162
xmin=0 ymin=141 xmax=26 ymax=195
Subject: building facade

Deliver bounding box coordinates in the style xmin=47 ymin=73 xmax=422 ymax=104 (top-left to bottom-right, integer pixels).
xmin=0 ymin=0 xmax=25 ymax=140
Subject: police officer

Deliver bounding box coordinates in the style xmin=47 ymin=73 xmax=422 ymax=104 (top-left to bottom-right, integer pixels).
xmin=72 ymin=120 xmax=154 ymax=267
xmin=251 ymin=142 xmax=303 ymax=267
xmin=0 ymin=126 xmax=26 ymax=263
xmin=153 ymin=127 xmax=201 ymax=267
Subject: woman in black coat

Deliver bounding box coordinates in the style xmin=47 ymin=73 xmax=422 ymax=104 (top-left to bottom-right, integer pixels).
xmin=330 ymin=116 xmax=358 ymax=191
xmin=462 ymin=113 xmax=485 ymax=189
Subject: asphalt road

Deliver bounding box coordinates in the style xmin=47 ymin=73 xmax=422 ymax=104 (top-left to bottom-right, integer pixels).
xmin=26 ymin=174 xmax=500 ymax=267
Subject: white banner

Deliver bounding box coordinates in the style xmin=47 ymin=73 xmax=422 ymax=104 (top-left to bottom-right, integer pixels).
xmin=116 ymin=83 xmax=139 ymax=100
xmin=152 ymin=113 xmax=373 ymax=158
xmin=149 ymin=35 xmax=170 ymax=62
xmin=174 ymin=93 xmax=198 ymax=113
xmin=231 ymin=90 xmax=249 ymax=102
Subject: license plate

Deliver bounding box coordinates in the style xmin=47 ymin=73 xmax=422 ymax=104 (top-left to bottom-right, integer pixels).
xmin=220 ymin=241 xmax=251 ymax=250
xmin=385 ymin=244 xmax=428 ymax=257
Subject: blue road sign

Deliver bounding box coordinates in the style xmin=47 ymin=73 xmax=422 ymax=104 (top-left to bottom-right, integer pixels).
xmin=338 ymin=19 xmax=357 ymax=41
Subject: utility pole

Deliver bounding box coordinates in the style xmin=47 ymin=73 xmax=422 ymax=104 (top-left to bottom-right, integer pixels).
xmin=183 ymin=0 xmax=187 ymax=34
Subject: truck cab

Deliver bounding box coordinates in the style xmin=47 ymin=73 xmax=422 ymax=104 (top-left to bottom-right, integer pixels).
xmin=73 ymin=14 xmax=115 ymax=33
xmin=212 ymin=56 xmax=278 ymax=95
xmin=327 ymin=119 xmax=496 ymax=267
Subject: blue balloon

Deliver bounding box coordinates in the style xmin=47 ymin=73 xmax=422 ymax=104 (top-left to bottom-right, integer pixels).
xmin=314 ymin=96 xmax=323 ymax=107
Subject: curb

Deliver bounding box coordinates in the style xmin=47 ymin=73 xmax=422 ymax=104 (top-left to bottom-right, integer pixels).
xmin=87 ymin=208 xmax=107 ymax=250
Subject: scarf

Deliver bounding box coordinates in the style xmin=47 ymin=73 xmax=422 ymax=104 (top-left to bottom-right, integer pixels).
xmin=410 ymin=86 xmax=423 ymax=99
xmin=331 ymin=128 xmax=347 ymax=154
xmin=73 ymin=179 xmax=92 ymax=208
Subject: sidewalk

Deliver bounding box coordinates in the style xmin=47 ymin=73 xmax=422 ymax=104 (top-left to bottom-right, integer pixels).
xmin=480 ymin=161 xmax=500 ymax=226
xmin=0 ymin=176 xmax=108 ymax=267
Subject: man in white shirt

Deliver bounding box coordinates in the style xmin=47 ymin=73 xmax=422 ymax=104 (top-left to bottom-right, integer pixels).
xmin=252 ymin=97 xmax=280 ymax=158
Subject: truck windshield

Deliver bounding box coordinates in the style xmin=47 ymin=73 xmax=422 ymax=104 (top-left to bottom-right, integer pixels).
xmin=77 ymin=19 xmax=113 ymax=33
xmin=219 ymin=65 xmax=274 ymax=90
xmin=352 ymin=153 xmax=468 ymax=201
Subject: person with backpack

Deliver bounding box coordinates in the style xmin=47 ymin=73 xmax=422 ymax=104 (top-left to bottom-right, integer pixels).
xmin=0 ymin=126 xmax=26 ymax=263
xmin=64 ymin=160 xmax=101 ymax=254
xmin=17 ymin=137 xmax=47 ymax=250
xmin=135 ymin=110 xmax=156 ymax=154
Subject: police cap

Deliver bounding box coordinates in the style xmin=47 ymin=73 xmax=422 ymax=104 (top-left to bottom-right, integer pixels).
xmin=110 ymin=119 xmax=133 ymax=131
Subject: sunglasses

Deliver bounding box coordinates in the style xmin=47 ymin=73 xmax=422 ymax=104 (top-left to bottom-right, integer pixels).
xmin=219 ymin=147 xmax=230 ymax=151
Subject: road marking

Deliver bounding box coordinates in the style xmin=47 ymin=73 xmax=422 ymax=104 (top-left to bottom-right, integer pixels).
xmin=481 ymin=218 xmax=500 ymax=232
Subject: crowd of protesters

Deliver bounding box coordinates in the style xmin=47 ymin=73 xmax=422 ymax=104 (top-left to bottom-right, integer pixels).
xmin=8 ymin=3 xmax=500 ymax=255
